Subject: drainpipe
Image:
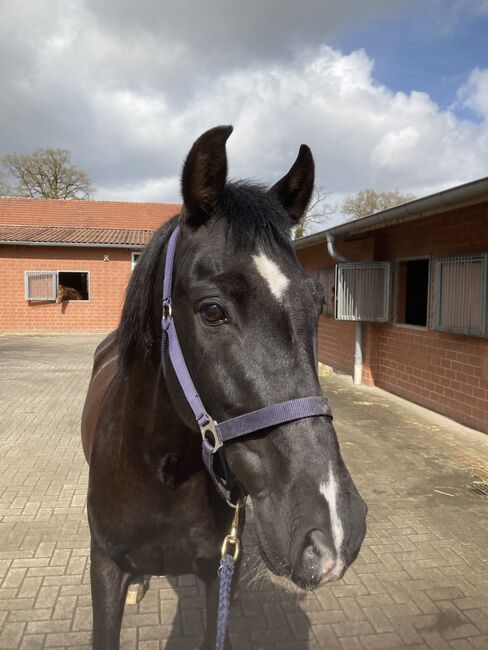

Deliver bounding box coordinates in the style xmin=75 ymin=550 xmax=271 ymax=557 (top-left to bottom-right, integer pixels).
xmin=326 ymin=233 xmax=363 ymax=385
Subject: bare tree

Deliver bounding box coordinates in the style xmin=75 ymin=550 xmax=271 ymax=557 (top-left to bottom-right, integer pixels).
xmin=1 ymin=148 xmax=95 ymax=199
xmin=295 ymin=186 xmax=335 ymax=239
xmin=0 ymin=171 xmax=12 ymax=196
xmin=342 ymin=188 xmax=415 ymax=220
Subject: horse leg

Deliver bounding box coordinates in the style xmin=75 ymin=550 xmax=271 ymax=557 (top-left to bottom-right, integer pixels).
xmin=90 ymin=542 xmax=131 ymax=650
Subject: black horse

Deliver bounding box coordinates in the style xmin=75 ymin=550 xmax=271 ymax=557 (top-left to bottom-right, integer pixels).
xmin=81 ymin=126 xmax=367 ymax=649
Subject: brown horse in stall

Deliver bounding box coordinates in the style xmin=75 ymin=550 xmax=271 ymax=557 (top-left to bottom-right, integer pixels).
xmin=56 ymin=285 xmax=83 ymax=303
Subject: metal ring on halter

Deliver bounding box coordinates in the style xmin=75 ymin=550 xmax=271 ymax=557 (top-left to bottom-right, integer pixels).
xmin=162 ymin=301 xmax=172 ymax=321
xmin=226 ymin=495 xmax=247 ymax=510
xmin=200 ymin=417 xmax=223 ymax=452
xmin=220 ymin=535 xmax=240 ymax=561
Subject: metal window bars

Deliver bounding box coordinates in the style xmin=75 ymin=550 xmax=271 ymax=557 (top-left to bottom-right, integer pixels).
xmin=335 ymin=262 xmax=391 ymax=322
xmin=434 ymin=254 xmax=487 ymax=337
xmin=24 ymin=271 xmax=58 ymax=301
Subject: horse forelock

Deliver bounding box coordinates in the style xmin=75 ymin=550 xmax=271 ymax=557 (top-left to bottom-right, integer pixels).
xmin=217 ymin=182 xmax=294 ymax=251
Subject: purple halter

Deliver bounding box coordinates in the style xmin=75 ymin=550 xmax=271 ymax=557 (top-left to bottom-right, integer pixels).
xmin=161 ymin=225 xmax=333 ymax=502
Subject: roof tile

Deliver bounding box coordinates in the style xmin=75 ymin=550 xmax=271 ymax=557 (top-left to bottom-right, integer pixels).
xmin=0 ymin=197 xmax=180 ymax=230
xmin=0 ymin=224 xmax=155 ymax=246
xmin=0 ymin=197 xmax=181 ymax=247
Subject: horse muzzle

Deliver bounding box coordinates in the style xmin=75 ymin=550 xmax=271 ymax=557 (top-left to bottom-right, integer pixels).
xmin=292 ymin=529 xmax=345 ymax=589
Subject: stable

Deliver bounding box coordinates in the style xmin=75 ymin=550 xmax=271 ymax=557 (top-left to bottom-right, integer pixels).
xmin=0 ymin=197 xmax=179 ymax=331
xmin=295 ymin=177 xmax=488 ymax=434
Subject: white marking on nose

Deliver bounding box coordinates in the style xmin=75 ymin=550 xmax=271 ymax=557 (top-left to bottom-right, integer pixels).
xmin=319 ymin=467 xmax=344 ymax=555
xmin=252 ymin=252 xmax=289 ymax=300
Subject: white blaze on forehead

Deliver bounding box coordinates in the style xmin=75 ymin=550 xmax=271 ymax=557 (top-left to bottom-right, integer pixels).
xmin=319 ymin=467 xmax=344 ymax=555
xmin=252 ymin=252 xmax=289 ymax=300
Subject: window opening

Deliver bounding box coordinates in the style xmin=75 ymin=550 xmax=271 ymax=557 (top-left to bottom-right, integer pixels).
xmin=57 ymin=272 xmax=89 ymax=301
xmin=131 ymin=252 xmax=141 ymax=271
xmin=396 ymin=259 xmax=430 ymax=327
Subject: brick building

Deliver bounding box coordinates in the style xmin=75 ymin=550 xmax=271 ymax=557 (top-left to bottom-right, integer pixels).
xmin=0 ymin=198 xmax=179 ymax=331
xmin=2 ymin=185 xmax=487 ymax=433
xmin=295 ymin=177 xmax=488 ymax=434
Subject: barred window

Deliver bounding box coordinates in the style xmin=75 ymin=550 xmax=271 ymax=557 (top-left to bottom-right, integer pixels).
xmin=434 ymin=254 xmax=487 ymax=337
xmin=24 ymin=271 xmax=57 ymax=301
xmin=24 ymin=270 xmax=90 ymax=302
xmin=315 ymin=268 xmax=335 ymax=316
xmin=335 ymin=262 xmax=391 ymax=322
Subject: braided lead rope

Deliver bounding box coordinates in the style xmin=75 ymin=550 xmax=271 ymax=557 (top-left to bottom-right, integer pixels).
xmin=215 ymin=554 xmax=235 ymax=650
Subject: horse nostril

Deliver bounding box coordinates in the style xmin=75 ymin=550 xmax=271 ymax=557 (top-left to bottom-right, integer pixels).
xmin=302 ymin=530 xmax=337 ymax=584
xmin=309 ymin=529 xmax=330 ymax=557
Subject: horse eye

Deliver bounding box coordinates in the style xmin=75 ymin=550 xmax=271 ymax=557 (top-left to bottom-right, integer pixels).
xmin=200 ymin=303 xmax=226 ymax=325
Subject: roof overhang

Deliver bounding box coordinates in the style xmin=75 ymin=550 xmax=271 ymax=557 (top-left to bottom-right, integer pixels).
xmin=0 ymin=240 xmax=145 ymax=250
xmin=294 ymin=175 xmax=488 ymax=250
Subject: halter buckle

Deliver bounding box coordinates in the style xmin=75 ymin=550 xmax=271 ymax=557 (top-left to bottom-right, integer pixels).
xmin=162 ymin=300 xmax=172 ymax=322
xmin=200 ymin=417 xmax=222 ymax=452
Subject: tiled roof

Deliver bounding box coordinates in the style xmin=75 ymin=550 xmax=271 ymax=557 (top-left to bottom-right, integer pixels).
xmin=0 ymin=197 xmax=181 ymax=230
xmin=0 ymin=224 xmax=154 ymax=247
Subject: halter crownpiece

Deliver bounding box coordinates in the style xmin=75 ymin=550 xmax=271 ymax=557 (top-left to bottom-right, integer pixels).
xmin=161 ymin=224 xmax=333 ymax=502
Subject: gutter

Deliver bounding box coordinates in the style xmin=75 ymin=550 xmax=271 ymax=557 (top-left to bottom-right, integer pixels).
xmin=326 ymin=233 xmax=347 ymax=263
xmin=0 ymin=240 xmax=145 ymax=250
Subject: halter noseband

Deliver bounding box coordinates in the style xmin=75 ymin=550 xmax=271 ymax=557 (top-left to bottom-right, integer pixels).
xmin=161 ymin=225 xmax=333 ymax=502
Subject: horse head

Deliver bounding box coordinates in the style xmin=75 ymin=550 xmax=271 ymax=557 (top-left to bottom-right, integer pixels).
xmin=56 ymin=285 xmax=66 ymax=304
xmin=161 ymin=126 xmax=367 ymax=589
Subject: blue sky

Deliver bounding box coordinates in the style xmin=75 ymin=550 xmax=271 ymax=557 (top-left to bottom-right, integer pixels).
xmin=331 ymin=1 xmax=488 ymax=117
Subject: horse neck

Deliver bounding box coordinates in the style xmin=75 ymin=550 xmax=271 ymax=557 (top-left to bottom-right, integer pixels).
xmin=118 ymin=354 xmax=195 ymax=454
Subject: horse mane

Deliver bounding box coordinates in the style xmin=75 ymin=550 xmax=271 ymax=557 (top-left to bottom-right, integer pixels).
xmin=218 ymin=181 xmax=293 ymax=250
xmin=117 ymin=182 xmax=293 ymax=369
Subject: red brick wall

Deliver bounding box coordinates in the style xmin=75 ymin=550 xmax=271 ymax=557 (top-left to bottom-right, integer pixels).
xmin=296 ymin=202 xmax=488 ymax=433
xmin=375 ymin=326 xmax=488 ymax=433
xmin=0 ymin=245 xmax=132 ymax=331
xmin=317 ymin=315 xmax=356 ymax=375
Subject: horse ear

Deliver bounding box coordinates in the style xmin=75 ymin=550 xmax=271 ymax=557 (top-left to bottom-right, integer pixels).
xmin=181 ymin=125 xmax=233 ymax=226
xmin=269 ymin=145 xmax=314 ymax=223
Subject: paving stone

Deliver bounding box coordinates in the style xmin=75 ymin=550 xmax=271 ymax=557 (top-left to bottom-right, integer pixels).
xmin=19 ymin=634 xmax=45 ymax=649
xmin=1 ymin=334 xmax=488 ymax=649
xmin=362 ymin=632 xmax=404 ymax=649
xmin=0 ymin=621 xmax=25 ymax=649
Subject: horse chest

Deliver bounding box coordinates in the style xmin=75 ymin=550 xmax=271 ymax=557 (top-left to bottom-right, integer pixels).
xmin=116 ymin=515 xmax=222 ymax=577
xmin=90 ymin=460 xmax=224 ymax=577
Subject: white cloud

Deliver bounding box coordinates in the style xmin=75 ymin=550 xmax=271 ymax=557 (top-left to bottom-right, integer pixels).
xmin=458 ymin=67 xmax=488 ymax=118
xmin=0 ymin=0 xmax=487 ymax=210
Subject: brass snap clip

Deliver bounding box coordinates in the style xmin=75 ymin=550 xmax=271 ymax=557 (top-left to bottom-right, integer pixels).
xmin=220 ymin=499 xmax=244 ymax=562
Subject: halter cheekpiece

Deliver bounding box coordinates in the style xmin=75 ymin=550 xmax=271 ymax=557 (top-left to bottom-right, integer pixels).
xmin=161 ymin=224 xmax=333 ymax=502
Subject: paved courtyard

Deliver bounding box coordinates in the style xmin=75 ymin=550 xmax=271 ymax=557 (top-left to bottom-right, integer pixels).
xmin=0 ymin=333 xmax=487 ymax=650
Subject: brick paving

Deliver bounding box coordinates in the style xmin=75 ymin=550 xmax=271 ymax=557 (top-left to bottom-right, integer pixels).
xmin=0 ymin=333 xmax=487 ymax=650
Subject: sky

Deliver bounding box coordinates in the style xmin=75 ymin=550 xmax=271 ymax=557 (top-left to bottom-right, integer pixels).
xmin=0 ymin=0 xmax=487 ymax=227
